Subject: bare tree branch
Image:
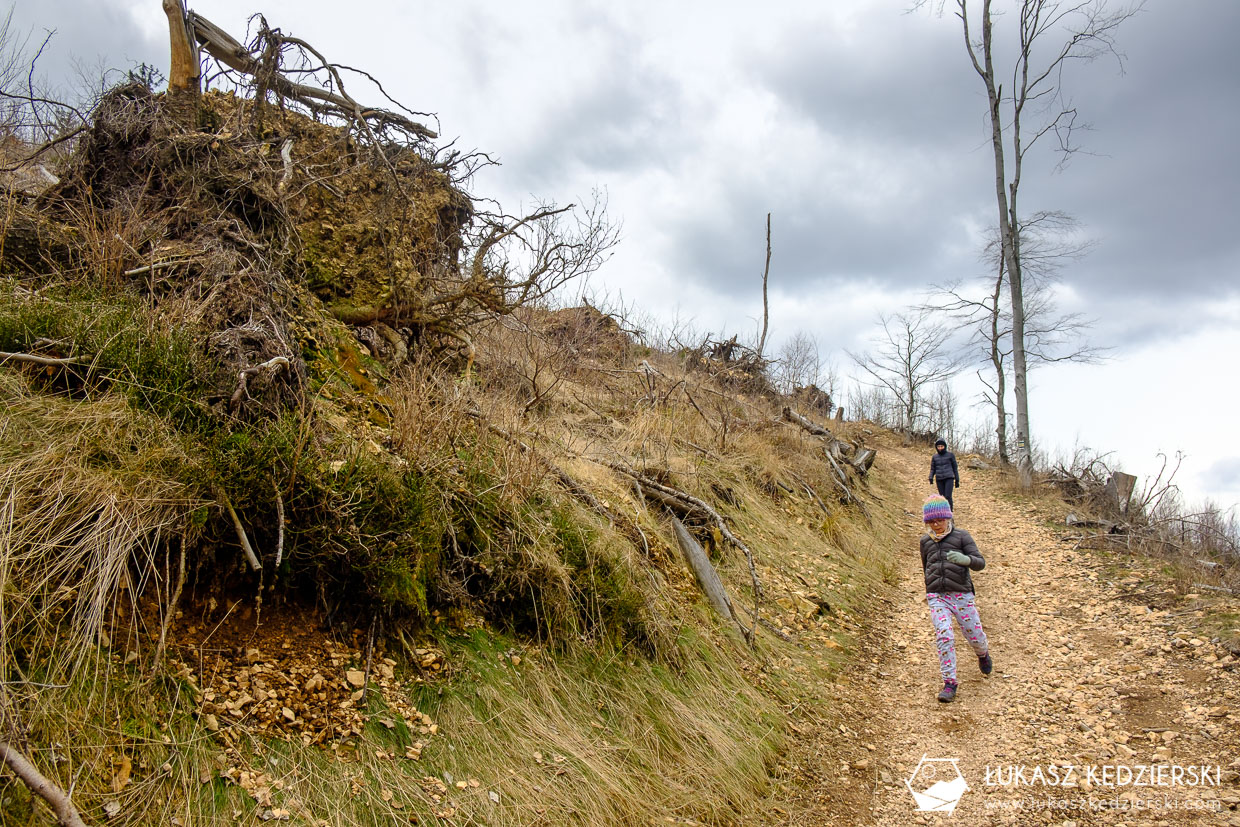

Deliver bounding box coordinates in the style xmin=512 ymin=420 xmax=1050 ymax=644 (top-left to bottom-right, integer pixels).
xmin=0 ymin=742 xmax=88 ymax=827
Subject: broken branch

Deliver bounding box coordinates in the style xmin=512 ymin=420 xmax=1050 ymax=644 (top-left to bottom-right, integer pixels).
xmin=219 ymin=489 xmax=262 ymax=572
xmin=0 ymin=742 xmax=88 ymax=827
xmin=230 ymin=355 xmax=290 ymax=411
xmin=0 ymin=350 xmax=85 ymax=367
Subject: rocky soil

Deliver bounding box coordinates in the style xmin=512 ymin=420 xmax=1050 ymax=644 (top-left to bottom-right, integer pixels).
xmin=777 ymin=444 xmax=1240 ymax=826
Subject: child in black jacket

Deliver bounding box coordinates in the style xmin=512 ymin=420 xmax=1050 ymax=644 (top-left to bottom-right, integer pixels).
xmin=920 ymin=495 xmax=992 ymax=702
xmin=928 ymin=438 xmax=960 ymax=510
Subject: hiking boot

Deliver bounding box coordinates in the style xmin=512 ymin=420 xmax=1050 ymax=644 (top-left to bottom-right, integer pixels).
xmin=937 ymin=681 xmax=958 ymax=703
xmin=979 ymin=653 xmax=993 ymax=676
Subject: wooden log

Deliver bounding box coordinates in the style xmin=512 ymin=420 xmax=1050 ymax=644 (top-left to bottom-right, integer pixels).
xmin=782 ymin=406 xmax=832 ymax=438
xmin=670 ymin=516 xmax=748 ymax=639
xmin=1064 ymin=513 xmax=1119 ymax=533
xmin=639 ymin=483 xmax=699 ymax=521
xmin=852 ymin=447 xmax=876 ymax=474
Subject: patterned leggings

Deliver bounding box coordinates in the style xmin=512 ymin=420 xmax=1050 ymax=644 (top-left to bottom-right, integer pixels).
xmin=927 ymin=592 xmax=988 ymax=683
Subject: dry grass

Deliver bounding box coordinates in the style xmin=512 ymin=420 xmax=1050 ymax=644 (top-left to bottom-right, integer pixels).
xmin=0 ymin=372 xmax=203 ymax=685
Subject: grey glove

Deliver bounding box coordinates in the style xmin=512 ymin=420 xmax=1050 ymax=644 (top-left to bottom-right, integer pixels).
xmin=945 ymin=550 xmax=971 ymax=566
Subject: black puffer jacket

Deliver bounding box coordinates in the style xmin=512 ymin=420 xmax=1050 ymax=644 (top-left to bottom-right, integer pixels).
xmin=929 ymin=449 xmax=959 ymax=483
xmin=920 ymin=527 xmax=985 ymax=593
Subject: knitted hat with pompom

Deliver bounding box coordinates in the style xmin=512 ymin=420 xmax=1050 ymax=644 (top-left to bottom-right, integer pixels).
xmin=923 ymin=495 xmax=953 ymax=522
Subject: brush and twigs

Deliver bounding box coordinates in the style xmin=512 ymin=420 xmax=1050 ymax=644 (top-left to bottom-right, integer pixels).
xmin=465 ymin=410 xmax=650 ymax=554
xmin=779 ymin=406 xmax=877 ymax=519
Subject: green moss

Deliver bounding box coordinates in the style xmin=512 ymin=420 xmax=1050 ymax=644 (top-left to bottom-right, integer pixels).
xmin=0 ymin=283 xmax=218 ymax=431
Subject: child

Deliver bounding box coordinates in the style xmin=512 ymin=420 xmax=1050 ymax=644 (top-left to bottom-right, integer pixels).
xmin=919 ymin=494 xmax=992 ymax=702
xmin=928 ymin=438 xmax=960 ymax=510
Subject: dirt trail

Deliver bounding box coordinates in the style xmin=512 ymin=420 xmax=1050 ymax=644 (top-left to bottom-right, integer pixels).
xmin=791 ymin=444 xmax=1240 ymax=826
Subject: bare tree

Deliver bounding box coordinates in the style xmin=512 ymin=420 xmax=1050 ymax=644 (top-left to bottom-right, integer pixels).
xmin=774 ymin=330 xmax=821 ymax=395
xmin=916 ymin=0 xmax=1141 ymax=486
xmin=757 ymin=212 xmax=772 ymax=357
xmin=933 ymin=210 xmax=1104 ymax=463
xmin=847 ymin=384 xmax=900 ymax=429
xmin=848 ymin=308 xmax=965 ymax=434
xmin=925 ymin=381 xmax=959 ymax=446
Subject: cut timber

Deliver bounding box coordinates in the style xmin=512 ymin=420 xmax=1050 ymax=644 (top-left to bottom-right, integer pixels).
xmin=852 ymin=447 xmax=876 ymax=475
xmin=670 ymin=516 xmax=748 ymax=639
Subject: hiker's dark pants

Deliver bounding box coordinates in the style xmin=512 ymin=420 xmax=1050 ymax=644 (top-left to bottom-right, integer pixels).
xmin=936 ymin=477 xmax=955 ymax=510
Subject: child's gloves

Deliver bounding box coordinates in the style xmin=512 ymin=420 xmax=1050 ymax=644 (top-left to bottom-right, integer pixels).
xmin=945 ymin=551 xmax=971 ymax=566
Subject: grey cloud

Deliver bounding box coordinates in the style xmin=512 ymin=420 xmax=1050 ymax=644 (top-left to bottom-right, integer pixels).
xmin=661 ymin=143 xmax=992 ymax=297
xmin=8 ymin=2 xmax=163 ymax=97
xmin=500 ymin=15 xmax=690 ymax=189
xmin=749 ymin=13 xmax=984 ymax=154
xmin=1199 ymin=457 xmax=1240 ymax=498
xmin=998 ymin=1 xmax=1240 ymax=303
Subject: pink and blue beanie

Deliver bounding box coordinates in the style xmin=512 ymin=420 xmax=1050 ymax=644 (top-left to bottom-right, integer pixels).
xmin=923 ymin=495 xmax=953 ymax=522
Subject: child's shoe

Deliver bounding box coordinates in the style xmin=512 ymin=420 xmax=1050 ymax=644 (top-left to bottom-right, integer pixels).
xmin=937 ymin=680 xmax=958 ymax=703
xmin=978 ymin=653 xmax=993 ymax=676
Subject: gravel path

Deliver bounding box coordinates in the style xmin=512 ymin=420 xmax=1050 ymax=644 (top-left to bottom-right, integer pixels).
xmin=790 ymin=444 xmax=1240 ymax=826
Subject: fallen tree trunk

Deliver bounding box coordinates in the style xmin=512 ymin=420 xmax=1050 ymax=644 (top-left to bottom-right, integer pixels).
xmin=670 ymin=516 xmax=749 ymax=640
xmin=604 ymin=461 xmax=761 ymax=645
xmin=782 ymin=406 xmax=832 ymax=437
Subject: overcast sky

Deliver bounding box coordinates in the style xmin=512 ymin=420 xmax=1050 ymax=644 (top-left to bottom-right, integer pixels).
xmin=16 ymin=0 xmax=1240 ymax=511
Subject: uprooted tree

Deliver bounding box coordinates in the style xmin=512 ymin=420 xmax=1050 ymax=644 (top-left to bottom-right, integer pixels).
xmin=153 ymin=0 xmax=618 ymax=372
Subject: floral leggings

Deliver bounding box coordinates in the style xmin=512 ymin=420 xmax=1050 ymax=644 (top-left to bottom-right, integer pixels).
xmin=926 ymin=592 xmax=989 ymax=683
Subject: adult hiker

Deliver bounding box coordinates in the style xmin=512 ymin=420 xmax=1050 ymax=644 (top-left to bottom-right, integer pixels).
xmin=928 ymin=438 xmax=959 ymax=510
xmin=919 ymin=494 xmax=992 ymax=703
